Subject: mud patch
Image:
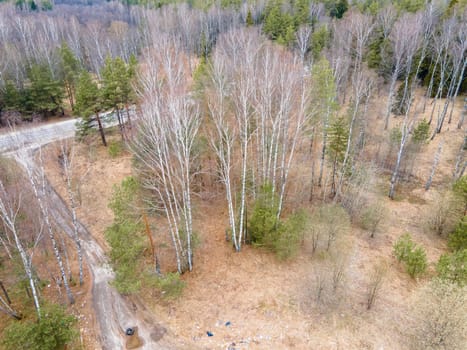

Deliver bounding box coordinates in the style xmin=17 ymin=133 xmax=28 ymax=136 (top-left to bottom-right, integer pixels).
xmin=151 ymin=325 xmax=167 ymax=341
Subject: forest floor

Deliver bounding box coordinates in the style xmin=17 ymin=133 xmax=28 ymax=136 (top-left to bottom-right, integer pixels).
xmin=41 ymin=95 xmax=465 ymax=349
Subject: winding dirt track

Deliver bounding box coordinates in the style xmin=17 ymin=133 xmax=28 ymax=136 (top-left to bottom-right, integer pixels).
xmin=1 ymin=122 xmax=174 ymax=350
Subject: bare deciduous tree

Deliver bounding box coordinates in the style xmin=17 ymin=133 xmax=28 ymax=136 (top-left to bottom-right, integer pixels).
xmin=0 ymin=163 xmax=42 ymax=317
xmin=410 ymin=280 xmax=467 ymax=350
xmin=134 ymin=36 xmax=200 ymax=272
xmin=17 ymin=149 xmax=75 ymax=304
xmin=58 ymin=141 xmax=84 ymax=286
xmin=366 ymin=261 xmax=386 ymax=310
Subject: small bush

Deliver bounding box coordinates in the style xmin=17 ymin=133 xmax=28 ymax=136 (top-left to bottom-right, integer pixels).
xmin=248 ymin=184 xmax=307 ymax=259
xmin=393 ymin=234 xmax=427 ymax=278
xmin=1 ymin=303 xmax=77 ymax=350
xmin=108 ymin=140 xmax=123 ymax=158
xmin=361 ymin=202 xmax=385 ymax=238
xmin=448 ymin=216 xmax=467 ymax=251
xmin=393 ymin=233 xmax=415 ymax=262
xmin=425 ymin=193 xmax=463 ymax=236
xmin=410 ymin=280 xmax=467 ymax=350
xmin=412 ymin=119 xmax=430 ymax=144
xmin=405 ymin=246 xmax=428 ymax=278
xmin=150 ymin=272 xmax=185 ymax=299
xmin=273 ymin=210 xmax=308 ymax=260
xmin=311 ymin=204 xmax=350 ymax=252
xmin=437 ymin=249 xmax=467 ymax=287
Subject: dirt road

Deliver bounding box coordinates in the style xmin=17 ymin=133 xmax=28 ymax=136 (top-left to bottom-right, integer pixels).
xmin=2 ymin=122 xmax=174 ymax=350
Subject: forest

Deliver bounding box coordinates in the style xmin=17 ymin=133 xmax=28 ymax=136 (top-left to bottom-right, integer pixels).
xmin=0 ymin=0 xmax=466 ymax=349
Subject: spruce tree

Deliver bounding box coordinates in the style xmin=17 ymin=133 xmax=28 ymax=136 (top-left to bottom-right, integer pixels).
xmin=327 ymin=116 xmax=349 ymax=197
xmin=75 ymin=70 xmax=107 ymax=146
xmin=101 ymin=56 xmax=136 ymax=138
xmin=246 ymin=9 xmax=254 ymax=26
xmin=27 ymin=64 xmax=64 ymax=118
xmin=59 ymin=43 xmax=80 ymax=111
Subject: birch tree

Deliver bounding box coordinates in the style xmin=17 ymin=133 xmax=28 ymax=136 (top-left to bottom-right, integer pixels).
xmin=133 ymin=36 xmax=200 ymax=272
xmin=207 ymin=55 xmax=240 ymax=250
xmin=384 ymin=13 xmax=422 ymax=130
xmin=17 ymin=149 xmax=75 ymax=304
xmin=295 ymin=25 xmax=312 ymax=63
xmin=58 ymin=141 xmax=84 ymax=286
xmin=0 ymin=162 xmax=41 ymax=318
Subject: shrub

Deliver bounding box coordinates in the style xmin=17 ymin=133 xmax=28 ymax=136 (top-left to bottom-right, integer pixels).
xmin=411 ymin=280 xmax=467 ymax=350
xmin=405 ymin=246 xmax=428 ymax=278
xmin=105 ymin=177 xmax=145 ymax=294
xmin=412 ymin=119 xmax=430 ymax=144
xmin=425 ymin=193 xmax=463 ymax=236
xmin=453 ymin=176 xmax=467 ymax=213
xmin=448 ymin=216 xmax=467 ymax=251
xmin=393 ymin=234 xmax=427 ymax=278
xmin=393 ymin=233 xmax=415 ymax=262
xmin=108 ymin=140 xmax=123 ymax=158
xmin=248 ymin=183 xmax=280 ymax=246
xmin=360 ymin=202 xmax=385 ymax=238
xmin=1 ymin=304 xmax=77 ymax=350
xmin=273 ymin=210 xmax=308 ymax=260
xmin=150 ymin=272 xmax=185 ymax=299
xmin=248 ymin=184 xmax=307 ymax=259
xmin=437 ymin=249 xmax=467 ymax=287
xmin=309 ymin=204 xmax=350 ymax=253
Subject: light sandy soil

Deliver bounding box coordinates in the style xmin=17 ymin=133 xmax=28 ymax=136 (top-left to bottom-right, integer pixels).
xmin=40 ymin=93 xmax=465 ymax=349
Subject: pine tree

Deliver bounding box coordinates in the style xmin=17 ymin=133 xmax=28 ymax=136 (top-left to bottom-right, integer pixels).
xmin=59 ymin=42 xmax=80 ymax=111
xmin=293 ymin=0 xmax=310 ymax=26
xmin=75 ymin=70 xmax=107 ymax=146
xmin=27 ymin=64 xmax=64 ymax=118
xmin=327 ymin=116 xmax=349 ymax=197
xmin=1 ymin=81 xmax=21 ymax=112
xmin=101 ymin=56 xmax=136 ymax=138
xmin=246 ymin=9 xmax=254 ymax=26
xmin=310 ymin=26 xmax=329 ymax=60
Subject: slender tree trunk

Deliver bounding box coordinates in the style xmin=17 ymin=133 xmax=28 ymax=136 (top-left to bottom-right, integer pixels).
xmin=25 ymin=156 xmax=75 ymax=305
xmin=0 ymin=182 xmax=41 ymax=318
xmin=425 ymin=141 xmax=443 ymax=191
xmin=0 ymin=281 xmax=11 ymax=305
xmin=61 ymin=144 xmax=84 ymax=286
xmin=384 ymin=67 xmax=399 ymax=130
xmin=453 ymin=131 xmax=467 ymax=179
xmin=448 ymin=59 xmax=466 ymax=124
xmin=95 ymin=111 xmax=107 ymax=147
xmin=318 ymin=106 xmax=330 ymax=186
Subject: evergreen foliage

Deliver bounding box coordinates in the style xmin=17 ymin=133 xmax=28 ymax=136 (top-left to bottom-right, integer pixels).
xmin=248 ymin=184 xmax=307 ymax=259
xmin=148 ymin=272 xmax=186 ymax=298
xmin=453 ymin=176 xmax=467 ymax=213
xmin=105 ymin=176 xmax=145 ymax=294
xmin=101 ymin=55 xmax=137 ymax=116
xmin=326 ymin=0 xmax=349 ymax=19
xmin=393 ymin=233 xmax=427 ymax=278
xmin=74 ymin=70 xmax=101 ymax=139
xmin=310 ymin=25 xmax=329 ymax=60
xmin=327 ymin=116 xmax=349 ymax=164
xmin=437 ymin=249 xmax=467 ymax=286
xmin=391 ymin=80 xmax=411 ymax=116
xmin=412 ymin=119 xmax=430 ymax=144
xmin=245 ymin=9 xmax=254 ymax=26
xmin=1 ymin=304 xmax=77 ymax=350
xmin=263 ymin=0 xmax=294 ymax=43
xmin=448 ymin=216 xmax=467 ymax=252
xmin=59 ymin=43 xmax=80 ymax=110
xmin=27 ymin=64 xmax=64 ymax=117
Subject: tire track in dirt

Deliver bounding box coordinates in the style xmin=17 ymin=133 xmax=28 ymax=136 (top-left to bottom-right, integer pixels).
xmin=2 ymin=122 xmax=174 ymax=349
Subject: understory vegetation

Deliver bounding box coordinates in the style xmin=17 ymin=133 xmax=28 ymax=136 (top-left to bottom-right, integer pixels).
xmin=0 ymin=0 xmax=466 ymax=348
